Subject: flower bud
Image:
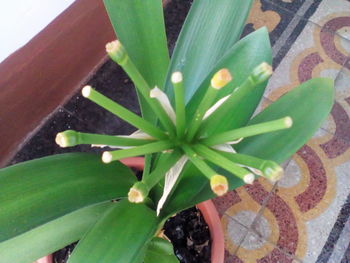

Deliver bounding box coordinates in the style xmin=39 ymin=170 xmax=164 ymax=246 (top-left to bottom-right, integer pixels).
xmin=210 ymin=174 xmax=228 ymax=196
xmin=243 ymin=173 xmax=255 ymax=184
xmin=55 ymin=130 xmax=78 ymax=148
xmin=211 ymin=69 xmax=232 ymax=89
xmin=105 ymin=40 xmax=127 ymax=64
xmin=261 ymin=161 xmax=284 ymax=182
xmin=251 ymin=62 xmax=273 ymax=84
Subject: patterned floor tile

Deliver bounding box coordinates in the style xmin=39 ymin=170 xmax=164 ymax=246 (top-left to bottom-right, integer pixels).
xmin=308 ymin=0 xmax=350 ymax=41
xmin=217 ymin=2 xmax=350 ymax=262
xmin=235 ymin=229 xmax=301 ymax=263
xmin=265 ymin=21 xmax=350 ymax=102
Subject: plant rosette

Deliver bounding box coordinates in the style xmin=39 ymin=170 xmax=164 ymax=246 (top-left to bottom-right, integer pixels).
xmin=0 ymin=1 xmax=334 ymax=263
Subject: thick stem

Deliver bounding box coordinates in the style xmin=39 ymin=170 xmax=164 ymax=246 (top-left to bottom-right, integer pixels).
xmin=172 ymin=72 xmax=186 ymax=138
xmin=192 ymin=144 xmax=254 ymax=184
xmin=56 ymin=130 xmax=154 ymax=148
xmin=143 ymin=150 xmax=183 ymax=189
xmin=201 ymin=117 xmax=292 ymax=146
xmin=102 ymin=141 xmax=174 ymax=163
xmin=107 ymin=40 xmax=175 ymax=136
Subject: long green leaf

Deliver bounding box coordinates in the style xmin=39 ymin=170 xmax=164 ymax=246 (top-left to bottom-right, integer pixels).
xmin=68 ymin=200 xmax=158 ymax=263
xmin=161 ymin=78 xmax=334 ymax=217
xmin=103 ymin=0 xmax=169 ymax=121
xmin=144 ymin=238 xmax=179 ymax=263
xmin=236 ymin=78 xmax=335 ymax=162
xmin=0 ymin=202 xmax=112 ymax=263
xmin=0 ymin=153 xmax=135 ymax=242
xmin=164 ymin=0 xmax=253 ymax=102
xmin=186 ymin=27 xmax=272 ymax=134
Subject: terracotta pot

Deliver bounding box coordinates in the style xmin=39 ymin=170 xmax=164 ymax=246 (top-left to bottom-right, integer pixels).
xmin=36 ymin=157 xmax=225 ymax=263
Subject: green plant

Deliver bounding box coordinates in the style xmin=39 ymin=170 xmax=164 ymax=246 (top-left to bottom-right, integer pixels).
xmin=0 ymin=1 xmax=334 ymax=263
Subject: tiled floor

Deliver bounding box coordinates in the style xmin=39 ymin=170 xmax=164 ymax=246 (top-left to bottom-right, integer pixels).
xmin=213 ymin=0 xmax=350 ymax=262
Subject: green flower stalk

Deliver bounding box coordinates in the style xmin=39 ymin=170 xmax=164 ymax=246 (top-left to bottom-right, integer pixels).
xmin=55 ymin=130 xmax=154 ymax=148
xmin=106 ymin=40 xmax=176 ymax=137
xmin=82 ymin=86 xmax=166 ymax=139
xmin=182 ymin=145 xmax=228 ymax=196
xmin=171 ymin=72 xmax=186 ymax=138
xmin=186 ymin=69 xmax=233 ymax=141
xmin=201 ymin=116 xmax=293 ymax=146
xmin=102 ymin=140 xmax=174 ymax=163
xmin=193 ymin=144 xmax=255 ymax=184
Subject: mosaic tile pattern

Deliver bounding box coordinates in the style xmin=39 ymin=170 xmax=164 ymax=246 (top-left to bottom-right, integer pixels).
xmin=214 ymin=0 xmax=350 ymax=262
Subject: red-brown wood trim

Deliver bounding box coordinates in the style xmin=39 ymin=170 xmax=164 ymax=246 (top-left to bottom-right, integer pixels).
xmin=0 ymin=0 xmax=116 ymax=167
xmin=0 ymin=0 xmax=173 ymax=167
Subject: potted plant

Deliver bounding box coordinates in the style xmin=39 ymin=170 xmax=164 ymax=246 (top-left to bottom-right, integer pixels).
xmin=0 ymin=0 xmax=334 ymax=263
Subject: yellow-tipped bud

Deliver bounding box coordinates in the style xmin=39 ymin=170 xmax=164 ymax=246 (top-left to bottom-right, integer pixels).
xmin=243 ymin=173 xmax=255 ymax=184
xmin=261 ymin=161 xmax=284 ymax=182
xmin=211 ymin=69 xmax=232 ymax=89
xmin=55 ymin=130 xmax=78 ymax=148
xmin=105 ymin=40 xmax=127 ymax=64
xmin=128 ymin=182 xmax=149 ymax=203
xmin=210 ymin=175 xmax=229 ymax=196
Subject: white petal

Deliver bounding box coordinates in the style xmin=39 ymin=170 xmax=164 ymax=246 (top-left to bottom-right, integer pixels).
xmin=156 ymin=156 xmax=188 ymax=216
xmin=203 ymin=95 xmax=231 ymax=120
xmin=150 ymin=87 xmax=176 ymax=123
xmin=226 ymin=137 xmax=244 ymax=145
xmin=120 ymin=130 xmax=154 ymax=140
xmin=211 ymin=143 xmax=236 ymax=153
xmin=92 ymin=130 xmax=153 ymax=149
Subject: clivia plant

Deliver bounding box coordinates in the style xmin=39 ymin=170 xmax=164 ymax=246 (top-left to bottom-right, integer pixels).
xmin=0 ymin=1 xmax=334 ymax=263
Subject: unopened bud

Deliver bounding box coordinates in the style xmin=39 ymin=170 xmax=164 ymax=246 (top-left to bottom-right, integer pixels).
xmin=210 ymin=175 xmax=228 ymax=196
xmin=211 ymin=69 xmax=232 ymax=89
xmin=128 ymin=182 xmax=150 ymax=203
xmin=261 ymin=161 xmax=283 ymax=182
xmin=106 ymin=40 xmax=127 ymax=64
xmin=243 ymin=173 xmax=255 ymax=184
xmin=55 ymin=130 xmax=78 ymax=148
xmin=171 ymin=72 xmax=183 ymax=84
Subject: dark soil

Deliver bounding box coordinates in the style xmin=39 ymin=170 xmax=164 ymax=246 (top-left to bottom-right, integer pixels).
xmin=164 ymin=207 xmax=211 ymax=263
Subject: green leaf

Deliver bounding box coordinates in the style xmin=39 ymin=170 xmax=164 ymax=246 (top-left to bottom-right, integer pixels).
xmin=68 ymin=200 xmax=158 ymax=263
xmin=236 ymin=78 xmax=335 ymax=162
xmin=0 ymin=202 xmax=112 ymax=263
xmin=0 ymin=153 xmax=136 ymax=242
xmin=161 ymin=78 xmax=334 ymax=217
xmin=164 ymin=0 xmax=254 ymax=102
xmin=103 ymin=0 xmax=169 ymax=121
xmin=186 ymin=27 xmax=272 ymax=134
xmin=144 ymin=238 xmax=179 ymax=263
